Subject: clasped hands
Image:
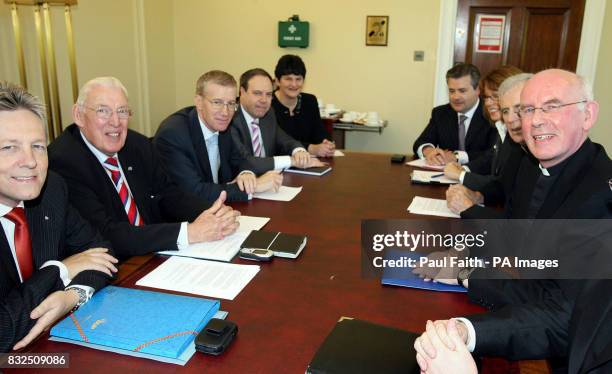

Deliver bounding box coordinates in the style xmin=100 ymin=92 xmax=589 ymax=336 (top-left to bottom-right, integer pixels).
xmin=423 ymin=146 xmax=456 ymax=166
xmin=414 ymin=319 xmax=477 ymax=374
xmin=291 ymin=150 xmax=327 ymax=169
xmin=234 ymin=170 xmax=283 ymax=195
xmin=308 ymin=139 xmax=336 ymax=158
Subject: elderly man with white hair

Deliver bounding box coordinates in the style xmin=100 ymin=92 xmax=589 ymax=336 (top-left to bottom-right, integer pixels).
xmin=48 ymin=77 xmax=240 ymax=259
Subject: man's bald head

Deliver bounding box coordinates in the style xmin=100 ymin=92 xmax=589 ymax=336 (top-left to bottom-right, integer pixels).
xmin=520 ymin=69 xmax=599 ymax=168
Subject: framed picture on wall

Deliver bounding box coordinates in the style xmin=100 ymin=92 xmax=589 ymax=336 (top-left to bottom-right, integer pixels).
xmin=366 ymin=16 xmax=389 ymax=46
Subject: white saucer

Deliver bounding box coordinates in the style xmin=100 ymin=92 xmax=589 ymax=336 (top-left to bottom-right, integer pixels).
xmin=339 ymin=118 xmax=354 ymax=123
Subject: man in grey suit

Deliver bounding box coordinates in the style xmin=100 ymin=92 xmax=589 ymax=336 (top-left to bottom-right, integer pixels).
xmin=231 ymin=68 xmax=324 ymax=173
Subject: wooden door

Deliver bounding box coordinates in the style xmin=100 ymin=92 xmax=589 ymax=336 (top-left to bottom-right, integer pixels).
xmin=454 ymin=0 xmax=585 ymax=77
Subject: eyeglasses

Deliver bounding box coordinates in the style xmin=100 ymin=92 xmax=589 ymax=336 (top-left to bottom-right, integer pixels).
xmin=83 ymin=105 xmax=132 ymax=120
xmin=518 ymin=100 xmax=587 ymax=119
xmin=501 ymin=105 xmax=520 ymax=117
xmin=206 ymin=98 xmax=238 ymax=112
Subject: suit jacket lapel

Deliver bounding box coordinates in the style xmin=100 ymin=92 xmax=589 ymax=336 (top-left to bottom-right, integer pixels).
xmin=259 ymin=112 xmax=275 ymax=157
xmin=237 ymin=111 xmax=255 ymax=156
xmin=188 ymin=108 xmax=214 ymax=181
xmin=464 ymin=102 xmax=485 ymax=147
xmin=0 ymin=228 xmax=20 ymax=288
xmin=218 ymin=132 xmax=234 ymax=182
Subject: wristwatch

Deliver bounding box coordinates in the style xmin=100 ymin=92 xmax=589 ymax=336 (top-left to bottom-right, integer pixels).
xmin=457 ymin=267 xmax=475 ymax=287
xmin=66 ymin=287 xmax=88 ymax=313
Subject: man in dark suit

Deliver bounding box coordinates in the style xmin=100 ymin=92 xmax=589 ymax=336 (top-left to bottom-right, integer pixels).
xmin=445 ymin=73 xmax=533 ymax=218
xmin=230 ymin=68 xmax=324 ymax=174
xmin=48 ymin=77 xmax=240 ymax=259
xmin=414 ymin=69 xmax=612 ymax=370
xmin=154 ymin=70 xmax=282 ymax=203
xmin=0 ymin=82 xmax=117 ymax=352
xmin=412 ymin=63 xmax=496 ymax=166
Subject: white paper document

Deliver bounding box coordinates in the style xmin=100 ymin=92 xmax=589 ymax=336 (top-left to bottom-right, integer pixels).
xmin=405 ymin=158 xmax=445 ymax=171
xmin=411 ymin=170 xmax=457 ymax=185
xmin=236 ymin=215 xmax=271 ymax=233
xmin=253 ymin=186 xmax=302 ymax=201
xmin=158 ymin=216 xmax=270 ymax=262
xmin=408 ymin=196 xmax=460 ymax=218
xmin=334 ymin=150 xmax=345 ymax=157
xmin=136 ymin=256 xmax=260 ymax=300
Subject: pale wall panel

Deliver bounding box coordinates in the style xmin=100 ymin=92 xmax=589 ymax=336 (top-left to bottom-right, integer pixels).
xmin=171 ymin=0 xmax=441 ymax=153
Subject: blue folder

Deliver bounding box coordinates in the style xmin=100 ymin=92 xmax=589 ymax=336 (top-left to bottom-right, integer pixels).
xmin=381 ymin=251 xmax=467 ymax=293
xmin=50 ymin=286 xmax=220 ymax=364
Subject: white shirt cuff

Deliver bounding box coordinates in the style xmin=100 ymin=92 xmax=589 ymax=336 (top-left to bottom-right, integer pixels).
xmin=459 ymin=170 xmax=467 ymax=184
xmin=454 ymin=317 xmax=476 ymax=352
xmin=456 ymin=151 xmax=469 ymax=164
xmin=417 ymin=143 xmax=435 ymax=159
xmin=177 ymin=221 xmax=190 ymax=249
xmin=273 ymin=156 xmax=292 ymax=170
xmin=41 ymin=260 xmax=71 ymax=286
xmin=238 ymin=170 xmax=255 ymax=176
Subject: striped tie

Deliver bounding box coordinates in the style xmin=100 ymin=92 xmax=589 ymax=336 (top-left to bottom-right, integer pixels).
xmin=251 ymin=120 xmax=262 ymax=157
xmin=104 ymin=157 xmax=144 ymax=226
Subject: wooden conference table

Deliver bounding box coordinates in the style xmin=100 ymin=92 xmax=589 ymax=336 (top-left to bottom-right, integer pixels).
xmin=13 ymin=152 xmax=488 ymax=373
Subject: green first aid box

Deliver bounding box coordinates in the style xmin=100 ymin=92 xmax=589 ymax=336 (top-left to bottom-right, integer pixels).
xmin=278 ymin=21 xmax=309 ymax=48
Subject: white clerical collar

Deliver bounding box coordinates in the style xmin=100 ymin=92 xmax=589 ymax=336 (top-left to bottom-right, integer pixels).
xmin=79 ymin=130 xmax=118 ymax=164
xmin=538 ymin=164 xmax=550 ymax=177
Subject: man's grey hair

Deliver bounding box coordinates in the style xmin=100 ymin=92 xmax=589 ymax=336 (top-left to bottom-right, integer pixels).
xmin=76 ymin=77 xmax=129 ymax=108
xmin=0 ymin=81 xmax=46 ymax=122
xmin=498 ymin=73 xmax=533 ymax=98
xmin=576 ymin=74 xmax=594 ymax=102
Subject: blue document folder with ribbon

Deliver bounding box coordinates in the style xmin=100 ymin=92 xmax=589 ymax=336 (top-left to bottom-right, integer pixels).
xmin=381 ymin=250 xmax=467 ymax=293
xmin=50 ymin=286 xmax=220 ymax=365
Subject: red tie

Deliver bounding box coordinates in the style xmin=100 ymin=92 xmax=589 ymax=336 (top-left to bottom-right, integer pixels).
xmin=103 ymin=157 xmax=144 ymax=226
xmin=5 ymin=207 xmax=34 ymax=281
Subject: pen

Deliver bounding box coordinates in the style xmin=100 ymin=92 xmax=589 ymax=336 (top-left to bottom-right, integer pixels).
xmin=430 ymin=173 xmax=445 ymax=178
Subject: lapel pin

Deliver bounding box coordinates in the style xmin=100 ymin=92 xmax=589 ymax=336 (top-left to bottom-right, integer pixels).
xmin=128 ymin=166 xmax=133 ymax=171
xmin=44 ymin=216 xmax=49 ymax=220
xmin=608 ymin=178 xmax=611 ymax=191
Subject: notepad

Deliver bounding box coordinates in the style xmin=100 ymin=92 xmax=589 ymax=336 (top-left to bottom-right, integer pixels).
xmin=241 ymin=230 xmax=307 ymax=258
xmin=411 ymin=170 xmax=457 ymax=185
xmin=405 ymin=158 xmax=445 ymax=171
xmin=408 ymin=196 xmax=460 ymax=218
xmin=307 ymin=317 xmax=419 ymax=374
xmin=49 ymin=286 xmax=219 ymax=365
xmin=284 ymin=166 xmax=332 ymax=176
xmin=253 ymin=186 xmax=302 ymax=201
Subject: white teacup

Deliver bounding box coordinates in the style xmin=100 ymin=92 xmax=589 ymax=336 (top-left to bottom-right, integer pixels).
xmin=326 ymin=103 xmax=337 ymax=111
xmin=367 ymin=111 xmax=380 ymax=124
xmin=342 ymin=112 xmax=356 ymax=121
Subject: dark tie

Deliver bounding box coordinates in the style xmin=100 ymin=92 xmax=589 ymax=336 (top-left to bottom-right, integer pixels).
xmin=458 ymin=115 xmax=467 ymax=151
xmin=5 ymin=207 xmax=34 ymax=281
xmin=103 ymin=157 xmax=144 ymax=226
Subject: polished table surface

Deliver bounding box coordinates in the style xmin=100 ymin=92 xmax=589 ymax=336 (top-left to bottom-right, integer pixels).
xmin=11 ymin=152 xmax=487 ymax=374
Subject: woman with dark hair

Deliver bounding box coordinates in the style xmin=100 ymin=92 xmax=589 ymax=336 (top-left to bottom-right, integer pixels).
xmin=272 ymin=55 xmax=335 ymax=157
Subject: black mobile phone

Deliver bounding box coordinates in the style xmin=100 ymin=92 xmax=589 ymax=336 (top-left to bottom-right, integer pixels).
xmin=390 ymin=154 xmax=406 ymax=163
xmin=195 ymin=319 xmax=238 ymax=355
